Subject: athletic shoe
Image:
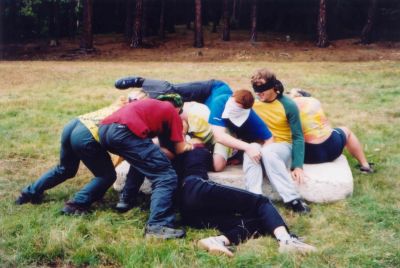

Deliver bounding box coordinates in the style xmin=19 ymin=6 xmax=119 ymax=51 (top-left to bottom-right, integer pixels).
xmin=114 ymin=76 xmax=144 ymax=89
xmin=144 ymin=225 xmax=186 ymax=239
xmin=115 ymin=193 xmax=136 ymax=213
xmin=61 ymin=201 xmax=89 ymax=215
xmin=285 ymin=198 xmax=311 ymax=214
xmin=198 ymin=236 xmax=234 ymax=257
xmin=358 ymin=163 xmax=375 ymax=174
xmin=279 ymin=235 xmax=317 ymax=254
xmin=15 ymin=192 xmax=43 ymax=205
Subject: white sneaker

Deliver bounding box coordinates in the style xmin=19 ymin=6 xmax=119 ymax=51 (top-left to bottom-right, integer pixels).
xmin=197 ymin=236 xmax=234 ymax=257
xmin=279 ymin=236 xmax=317 ymax=254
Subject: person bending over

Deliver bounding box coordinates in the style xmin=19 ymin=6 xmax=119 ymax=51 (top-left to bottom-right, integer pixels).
xmin=98 ymin=94 xmax=193 ymax=239
xmin=15 ymin=96 xmax=128 ymax=214
xmin=288 ymin=88 xmax=374 ymax=173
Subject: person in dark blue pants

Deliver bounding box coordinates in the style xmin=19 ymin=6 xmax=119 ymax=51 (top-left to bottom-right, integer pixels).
xmin=174 ymin=147 xmax=316 ymax=256
xmin=16 ymin=118 xmax=116 ymax=214
xmin=99 ymin=97 xmax=192 ymax=239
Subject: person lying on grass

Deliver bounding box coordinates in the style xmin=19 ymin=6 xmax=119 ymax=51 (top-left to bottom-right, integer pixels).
xmin=288 ymin=88 xmax=374 ymax=173
xmin=177 ymin=146 xmax=317 ymax=257
xmin=114 ymin=76 xmax=267 ymax=172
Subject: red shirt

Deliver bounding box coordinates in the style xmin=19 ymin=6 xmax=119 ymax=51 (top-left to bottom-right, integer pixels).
xmin=101 ymin=99 xmax=184 ymax=142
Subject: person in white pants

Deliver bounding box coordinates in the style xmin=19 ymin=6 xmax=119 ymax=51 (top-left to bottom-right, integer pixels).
xmin=243 ymin=68 xmax=310 ymax=214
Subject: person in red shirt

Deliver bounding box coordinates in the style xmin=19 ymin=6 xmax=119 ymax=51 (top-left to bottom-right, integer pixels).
xmin=99 ymin=95 xmax=192 ymax=239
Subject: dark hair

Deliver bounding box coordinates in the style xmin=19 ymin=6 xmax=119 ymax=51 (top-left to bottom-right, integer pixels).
xmin=274 ymin=80 xmax=285 ymax=96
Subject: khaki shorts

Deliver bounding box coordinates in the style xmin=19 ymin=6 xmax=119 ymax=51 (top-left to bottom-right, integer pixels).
xmin=213 ymin=142 xmax=235 ymax=160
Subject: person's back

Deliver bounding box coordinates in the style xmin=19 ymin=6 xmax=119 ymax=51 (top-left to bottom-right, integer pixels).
xmin=292 ymin=96 xmax=332 ymax=144
xmin=102 ymin=98 xmax=183 ymax=141
xmin=288 ymin=88 xmax=374 ymax=172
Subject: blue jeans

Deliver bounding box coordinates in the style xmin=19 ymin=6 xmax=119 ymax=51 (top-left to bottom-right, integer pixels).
xmin=23 ymin=119 xmax=116 ymax=206
xmin=99 ymin=123 xmax=177 ymax=227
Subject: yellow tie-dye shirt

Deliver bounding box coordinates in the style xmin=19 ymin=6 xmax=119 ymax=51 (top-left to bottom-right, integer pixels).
xmin=293 ymin=97 xmax=332 ymax=143
xmin=186 ymin=102 xmax=215 ymax=147
xmin=78 ymin=103 xmax=123 ymax=142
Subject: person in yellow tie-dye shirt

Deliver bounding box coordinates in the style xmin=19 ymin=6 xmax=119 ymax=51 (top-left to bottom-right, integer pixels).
xmin=288 ymin=88 xmax=374 ymax=174
xmin=15 ymin=93 xmax=134 ymax=215
xmin=180 ymin=101 xmax=234 ymax=171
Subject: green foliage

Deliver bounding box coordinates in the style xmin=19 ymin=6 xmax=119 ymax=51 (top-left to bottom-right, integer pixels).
xmin=0 ymin=61 xmax=399 ymax=267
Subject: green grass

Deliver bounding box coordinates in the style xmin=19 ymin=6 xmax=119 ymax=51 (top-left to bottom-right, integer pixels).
xmin=0 ymin=61 xmax=399 ymax=267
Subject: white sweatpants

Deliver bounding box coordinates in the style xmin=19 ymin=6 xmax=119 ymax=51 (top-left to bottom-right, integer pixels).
xmin=243 ymin=143 xmax=301 ymax=203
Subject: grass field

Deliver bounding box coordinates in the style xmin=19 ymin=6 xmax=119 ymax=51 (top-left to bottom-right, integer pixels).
xmin=0 ymin=61 xmax=399 ymax=267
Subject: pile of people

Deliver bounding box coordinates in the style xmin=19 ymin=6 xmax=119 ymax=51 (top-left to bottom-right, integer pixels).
xmin=15 ymin=68 xmax=374 ymax=257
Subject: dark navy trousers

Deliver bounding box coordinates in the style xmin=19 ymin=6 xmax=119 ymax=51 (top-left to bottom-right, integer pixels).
xmin=141 ymin=79 xmax=215 ymax=103
xmin=178 ymin=148 xmax=288 ymax=244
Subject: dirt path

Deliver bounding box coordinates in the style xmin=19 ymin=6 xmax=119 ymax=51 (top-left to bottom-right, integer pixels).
xmin=3 ymin=30 xmax=400 ymax=61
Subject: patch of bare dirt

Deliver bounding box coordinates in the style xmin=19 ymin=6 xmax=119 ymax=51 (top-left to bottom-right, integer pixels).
xmin=2 ymin=29 xmax=400 ymax=62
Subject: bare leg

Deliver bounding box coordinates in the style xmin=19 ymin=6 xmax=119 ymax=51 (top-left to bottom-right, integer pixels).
xmin=340 ymin=127 xmax=370 ymax=168
xmin=213 ymin=154 xmax=227 ymax=172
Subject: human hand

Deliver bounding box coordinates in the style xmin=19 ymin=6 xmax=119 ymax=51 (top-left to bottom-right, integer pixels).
xmin=245 ymin=144 xmax=262 ymax=164
xmin=291 ymin=168 xmax=305 ymax=184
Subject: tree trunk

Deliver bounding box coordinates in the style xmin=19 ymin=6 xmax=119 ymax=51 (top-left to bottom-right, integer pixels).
xmin=0 ymin=0 xmax=4 ymax=59
xmin=49 ymin=0 xmax=60 ymax=46
xmin=80 ymin=0 xmax=93 ymax=50
xmin=67 ymin=0 xmax=78 ymax=38
xmin=125 ymin=0 xmax=133 ymax=41
xmin=222 ymin=0 xmax=230 ymax=41
xmin=250 ymin=0 xmax=257 ymax=43
xmin=230 ymin=0 xmax=238 ymax=29
xmin=360 ymin=0 xmax=378 ymax=44
xmin=159 ymin=0 xmax=166 ymax=39
xmin=131 ymin=0 xmax=143 ymax=48
xmin=194 ymin=0 xmax=204 ymax=48
xmin=166 ymin=0 xmax=176 ymax=33
xmin=210 ymin=2 xmax=219 ymax=34
xmin=316 ymin=0 xmax=329 ymax=48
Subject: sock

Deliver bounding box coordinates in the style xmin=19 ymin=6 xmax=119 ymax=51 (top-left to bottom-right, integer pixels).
xmin=274 ymin=231 xmax=291 ymax=242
